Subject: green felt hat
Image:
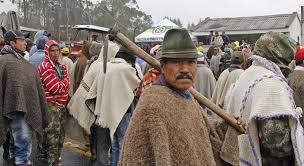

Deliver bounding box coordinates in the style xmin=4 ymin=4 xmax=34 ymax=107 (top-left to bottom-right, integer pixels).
xmin=159 ymin=28 xmax=198 ymax=60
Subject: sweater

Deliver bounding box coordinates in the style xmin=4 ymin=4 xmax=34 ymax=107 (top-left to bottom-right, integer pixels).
xmin=119 ymin=85 xmax=221 ymax=166
xmin=38 ymin=40 xmax=69 ymax=106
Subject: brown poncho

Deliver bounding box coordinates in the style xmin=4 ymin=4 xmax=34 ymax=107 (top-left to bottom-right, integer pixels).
xmin=73 ymin=55 xmax=88 ymax=93
xmin=288 ymin=69 xmax=304 ymax=126
xmin=0 ymin=46 xmax=49 ymax=145
xmin=119 ymin=85 xmax=223 ymax=166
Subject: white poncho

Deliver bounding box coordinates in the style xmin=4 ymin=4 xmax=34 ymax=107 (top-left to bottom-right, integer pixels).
xmin=225 ymin=56 xmax=304 ymax=166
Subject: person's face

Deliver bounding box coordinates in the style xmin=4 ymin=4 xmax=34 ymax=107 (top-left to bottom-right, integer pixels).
xmin=161 ymin=58 xmax=197 ymax=91
xmin=213 ymin=49 xmax=219 ymax=55
xmin=215 ymin=32 xmax=219 ymax=36
xmin=11 ymin=37 xmax=26 ymax=52
xmin=49 ymin=45 xmax=60 ymax=63
xmin=26 ymin=45 xmax=32 ymax=52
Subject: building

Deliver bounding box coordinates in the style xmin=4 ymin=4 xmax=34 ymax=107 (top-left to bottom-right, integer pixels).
xmin=193 ymin=12 xmax=301 ymax=45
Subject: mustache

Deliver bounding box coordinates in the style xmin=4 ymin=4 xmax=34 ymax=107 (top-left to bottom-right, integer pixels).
xmin=176 ymin=73 xmax=193 ymax=80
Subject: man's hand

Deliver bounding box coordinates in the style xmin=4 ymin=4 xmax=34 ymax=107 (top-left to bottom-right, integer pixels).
xmin=234 ymin=116 xmax=248 ymax=134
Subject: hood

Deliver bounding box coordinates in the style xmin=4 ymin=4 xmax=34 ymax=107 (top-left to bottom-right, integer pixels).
xmin=97 ymin=41 xmax=120 ymax=62
xmin=44 ymin=40 xmax=59 ymax=67
xmin=34 ymin=30 xmax=48 ymax=44
xmin=36 ymin=36 xmax=48 ymax=50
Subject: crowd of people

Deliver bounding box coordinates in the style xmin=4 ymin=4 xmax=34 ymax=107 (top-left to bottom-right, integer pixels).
xmin=0 ymin=26 xmax=304 ymax=166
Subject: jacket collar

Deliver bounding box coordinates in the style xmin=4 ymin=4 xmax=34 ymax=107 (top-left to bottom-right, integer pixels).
xmin=0 ymin=45 xmax=25 ymax=59
xmin=294 ymin=66 xmax=304 ymax=71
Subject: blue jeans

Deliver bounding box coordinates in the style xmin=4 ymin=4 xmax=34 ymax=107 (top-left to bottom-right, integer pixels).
xmin=112 ymin=112 xmax=131 ymax=166
xmin=9 ymin=112 xmax=32 ymax=165
xmin=95 ymin=127 xmax=111 ymax=166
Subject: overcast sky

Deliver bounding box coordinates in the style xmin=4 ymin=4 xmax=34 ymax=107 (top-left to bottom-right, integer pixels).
xmin=1 ymin=0 xmax=303 ymax=27
xmin=0 ymin=1 xmax=18 ymax=13
xmin=137 ymin=0 xmax=304 ymax=26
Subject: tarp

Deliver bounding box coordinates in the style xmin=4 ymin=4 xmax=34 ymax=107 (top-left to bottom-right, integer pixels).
xmin=135 ymin=19 xmax=197 ymax=43
xmin=0 ymin=10 xmax=20 ymax=36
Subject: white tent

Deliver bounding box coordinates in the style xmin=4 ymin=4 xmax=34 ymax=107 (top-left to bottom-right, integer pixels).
xmin=135 ymin=19 xmax=197 ymax=43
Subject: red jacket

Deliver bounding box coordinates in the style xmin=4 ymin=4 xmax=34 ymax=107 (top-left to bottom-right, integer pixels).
xmin=38 ymin=40 xmax=69 ymax=106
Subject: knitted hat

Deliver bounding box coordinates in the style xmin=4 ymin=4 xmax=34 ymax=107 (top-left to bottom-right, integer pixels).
xmin=294 ymin=48 xmax=304 ymax=61
xmin=117 ymin=46 xmax=135 ymax=56
xmin=159 ymin=28 xmax=198 ymax=60
xmin=116 ymin=46 xmax=136 ymax=64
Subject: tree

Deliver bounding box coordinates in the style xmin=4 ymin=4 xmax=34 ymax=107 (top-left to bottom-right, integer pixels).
xmin=164 ymin=16 xmax=183 ymax=27
xmin=92 ymin=0 xmax=153 ymax=38
xmin=8 ymin=0 xmax=152 ymax=40
xmin=187 ymin=22 xmax=196 ymax=31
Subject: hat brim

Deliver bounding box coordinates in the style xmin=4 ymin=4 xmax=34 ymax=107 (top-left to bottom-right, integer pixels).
xmin=158 ymin=53 xmax=199 ymax=60
xmin=15 ymin=36 xmax=25 ymax=40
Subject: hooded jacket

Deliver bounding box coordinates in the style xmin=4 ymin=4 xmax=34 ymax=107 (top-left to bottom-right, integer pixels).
xmin=38 ymin=40 xmax=69 ymax=106
xmin=29 ymin=36 xmax=48 ymax=69
xmin=29 ymin=30 xmax=49 ymax=57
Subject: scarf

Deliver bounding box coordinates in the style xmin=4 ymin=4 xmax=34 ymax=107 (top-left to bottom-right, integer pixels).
xmin=1 ymin=45 xmax=25 ymax=59
xmin=154 ymin=74 xmax=192 ymax=100
xmin=249 ymin=55 xmax=287 ymax=82
xmin=228 ymin=64 xmax=241 ymax=72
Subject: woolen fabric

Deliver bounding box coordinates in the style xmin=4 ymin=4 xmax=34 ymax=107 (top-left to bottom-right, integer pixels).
xmin=225 ymin=63 xmax=304 ymax=166
xmin=118 ymin=85 xmax=222 ymax=166
xmin=68 ymin=41 xmax=120 ymax=133
xmin=0 ymin=46 xmax=49 ymax=145
xmin=288 ymin=69 xmax=304 ymax=126
xmin=194 ymin=64 xmax=216 ymax=100
xmin=73 ymin=55 xmax=88 ymax=93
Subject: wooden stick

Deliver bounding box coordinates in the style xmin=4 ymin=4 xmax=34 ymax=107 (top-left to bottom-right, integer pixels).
xmin=114 ymin=32 xmax=246 ymax=134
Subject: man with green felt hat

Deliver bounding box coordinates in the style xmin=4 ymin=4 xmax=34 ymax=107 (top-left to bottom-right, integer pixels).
xmin=119 ymin=28 xmax=227 ymax=166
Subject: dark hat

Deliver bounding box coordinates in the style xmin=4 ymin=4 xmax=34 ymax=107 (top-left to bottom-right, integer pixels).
xmin=4 ymin=30 xmax=24 ymax=45
xmin=118 ymin=46 xmax=135 ymax=56
xmin=159 ymin=29 xmax=198 ymax=60
xmin=231 ymin=51 xmax=244 ymax=64
xmin=116 ymin=46 xmax=136 ymax=64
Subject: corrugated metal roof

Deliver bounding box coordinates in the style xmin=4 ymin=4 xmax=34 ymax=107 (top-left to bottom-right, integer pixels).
xmin=194 ymin=13 xmax=299 ymax=32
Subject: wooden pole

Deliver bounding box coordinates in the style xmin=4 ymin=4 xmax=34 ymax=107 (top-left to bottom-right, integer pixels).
xmin=113 ymin=31 xmax=246 ymax=134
